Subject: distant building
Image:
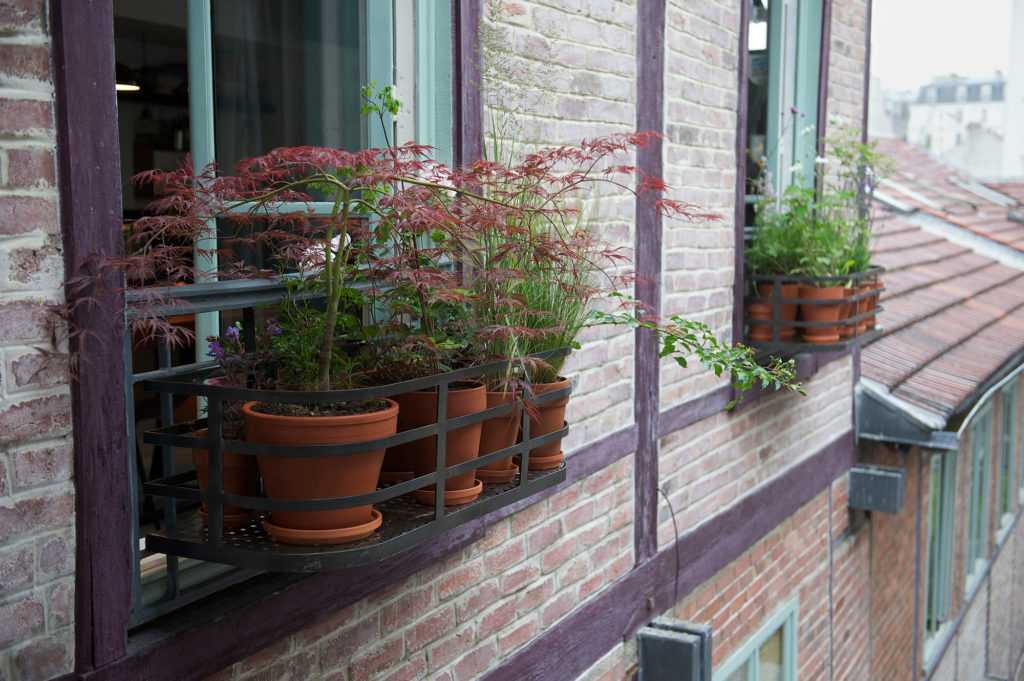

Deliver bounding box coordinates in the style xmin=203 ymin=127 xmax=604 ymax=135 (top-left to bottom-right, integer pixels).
xmin=906 ymin=74 xmax=1007 ymax=178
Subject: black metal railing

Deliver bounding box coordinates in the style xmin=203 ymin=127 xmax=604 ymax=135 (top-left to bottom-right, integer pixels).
xmin=140 ymin=350 xmax=569 ymax=573
xmin=744 ymin=266 xmax=885 ymax=353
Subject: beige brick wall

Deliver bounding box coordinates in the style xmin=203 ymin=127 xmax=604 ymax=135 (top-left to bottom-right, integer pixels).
xmin=483 ymin=0 xmax=639 ymax=453
xmin=659 ymin=0 xmax=739 ymax=408
xmin=210 ymin=456 xmax=635 ymax=681
xmin=825 ymin=1 xmax=869 ymax=133
xmin=658 ymin=356 xmax=853 ymax=547
xmin=0 ymin=2 xmax=75 ymax=680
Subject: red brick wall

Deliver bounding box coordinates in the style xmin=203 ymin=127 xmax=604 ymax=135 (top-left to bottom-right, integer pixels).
xmin=860 ymin=442 xmax=920 ymax=681
xmin=0 ymin=1 xmax=76 ymax=680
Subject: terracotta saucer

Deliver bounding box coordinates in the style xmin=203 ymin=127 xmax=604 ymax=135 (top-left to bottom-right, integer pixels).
xmin=477 ymin=464 xmax=519 ymax=484
xmin=263 ymin=508 xmax=382 ymax=546
xmin=527 ymin=451 xmax=564 ymax=471
xmin=413 ymin=479 xmax=484 ymax=507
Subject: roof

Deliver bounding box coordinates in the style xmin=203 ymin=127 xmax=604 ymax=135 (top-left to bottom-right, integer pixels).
xmin=861 ymin=138 xmax=1024 ymax=424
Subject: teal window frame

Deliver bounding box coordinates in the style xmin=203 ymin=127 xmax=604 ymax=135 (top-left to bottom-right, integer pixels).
xmin=998 ymin=384 xmax=1017 ymax=539
xmin=966 ymin=405 xmax=993 ymax=592
xmin=764 ymin=0 xmax=822 ymax=192
xmin=746 ymin=0 xmax=823 ymax=206
xmin=714 ymin=599 xmax=799 ymax=681
xmin=923 ymin=450 xmax=956 ymax=661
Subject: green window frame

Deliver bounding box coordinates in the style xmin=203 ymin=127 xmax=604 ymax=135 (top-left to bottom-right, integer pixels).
xmin=714 ymin=600 xmax=799 ymax=681
xmin=924 ymin=450 xmax=956 ymax=660
xmin=745 ymin=0 xmax=823 ymax=212
xmin=966 ymin=406 xmax=993 ymax=591
xmin=998 ymin=384 xmax=1017 ymax=538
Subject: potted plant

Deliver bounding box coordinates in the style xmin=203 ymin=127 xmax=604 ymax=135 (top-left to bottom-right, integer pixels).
xmin=747 ymin=195 xmax=806 ymax=340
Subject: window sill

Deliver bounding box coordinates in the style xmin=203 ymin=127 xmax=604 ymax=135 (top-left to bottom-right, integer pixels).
xmin=997 ymin=514 xmax=1014 ymax=545
xmin=922 ymin=621 xmax=956 ymax=675
xmin=965 ymin=559 xmax=989 ymax=601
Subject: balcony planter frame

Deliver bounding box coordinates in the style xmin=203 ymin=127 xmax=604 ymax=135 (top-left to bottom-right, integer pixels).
xmin=745 ymin=266 xmax=884 ymax=353
xmin=141 ymin=350 xmax=570 ymax=573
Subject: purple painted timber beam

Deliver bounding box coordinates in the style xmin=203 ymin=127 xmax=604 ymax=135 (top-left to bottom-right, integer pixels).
xmin=51 ymin=0 xmax=132 ymax=671
xmin=481 ymin=430 xmax=857 ymax=681
xmin=454 ymin=0 xmax=483 ymax=167
xmin=861 ymin=0 xmax=873 ymax=143
xmin=633 ymin=0 xmax=667 ymax=565
xmin=732 ymin=0 xmax=751 ymax=350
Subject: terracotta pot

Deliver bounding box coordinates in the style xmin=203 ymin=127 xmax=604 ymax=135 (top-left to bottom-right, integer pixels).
xmin=798 ymin=285 xmax=846 ymax=344
xmin=746 ymin=301 xmax=774 ymax=342
xmin=527 ymin=377 xmax=571 ymax=471
xmin=756 ymin=282 xmax=798 ymax=339
xmin=838 ymin=287 xmax=855 ymax=339
xmin=385 ymin=382 xmax=487 ymax=506
xmin=242 ymin=399 xmax=398 ymax=545
xmin=191 ymin=429 xmax=260 ymax=530
xmin=478 ymin=390 xmax=521 ymax=484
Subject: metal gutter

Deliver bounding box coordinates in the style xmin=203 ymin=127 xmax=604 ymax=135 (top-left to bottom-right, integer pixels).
xmin=856 ymin=378 xmax=957 ymax=449
xmin=907 ymin=211 xmax=1024 ymax=269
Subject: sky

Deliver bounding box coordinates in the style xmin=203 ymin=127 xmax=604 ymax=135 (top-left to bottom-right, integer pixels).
xmin=871 ymin=0 xmax=1012 ymax=92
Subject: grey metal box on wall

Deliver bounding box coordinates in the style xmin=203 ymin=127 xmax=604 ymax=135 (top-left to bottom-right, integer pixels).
xmin=849 ymin=464 xmax=905 ymax=514
xmin=637 ymin=618 xmax=712 ymax=681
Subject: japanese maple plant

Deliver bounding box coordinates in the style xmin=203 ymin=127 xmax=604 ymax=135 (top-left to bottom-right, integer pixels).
xmin=96 ymin=95 xmax=800 ymax=544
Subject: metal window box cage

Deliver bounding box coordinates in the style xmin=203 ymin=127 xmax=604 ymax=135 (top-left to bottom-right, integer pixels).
xmin=141 ymin=351 xmax=570 ymax=572
xmin=744 ymin=266 xmax=885 ymax=353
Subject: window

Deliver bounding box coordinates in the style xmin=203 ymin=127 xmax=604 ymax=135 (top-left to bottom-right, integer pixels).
xmin=716 ymin=601 xmax=798 ymax=681
xmin=993 ymin=82 xmax=1005 ymax=101
xmin=967 ymin=83 xmax=981 ymax=102
xmin=997 ymin=385 xmax=1017 ymax=537
xmin=115 ymin=0 xmax=453 ymax=625
xmin=966 ymin=406 xmax=993 ymax=591
xmin=744 ymin=0 xmax=823 ymax=225
xmin=924 ymin=450 xmax=956 ymax=659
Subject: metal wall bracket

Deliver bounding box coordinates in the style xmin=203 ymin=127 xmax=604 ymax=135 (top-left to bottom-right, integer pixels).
xmin=849 ymin=464 xmax=905 ymax=514
xmin=637 ymin=618 xmax=712 ymax=681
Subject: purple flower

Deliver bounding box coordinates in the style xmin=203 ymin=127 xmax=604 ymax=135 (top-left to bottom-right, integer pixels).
xmin=207 ymin=339 xmax=226 ymax=361
xmin=266 ymin=319 xmax=283 ymax=337
xmin=225 ymin=324 xmax=242 ymax=341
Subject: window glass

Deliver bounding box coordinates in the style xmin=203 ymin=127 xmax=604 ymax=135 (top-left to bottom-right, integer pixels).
xmin=999 ymin=386 xmax=1016 ymax=524
xmin=211 ymin=1 xmax=367 ymax=170
xmin=744 ymin=0 xmax=822 ymax=228
xmin=925 ymin=450 xmax=955 ymax=654
xmin=758 ymin=629 xmax=784 ymax=681
xmin=715 ymin=603 xmax=797 ymax=681
xmin=967 ymin=407 xmax=992 ymax=588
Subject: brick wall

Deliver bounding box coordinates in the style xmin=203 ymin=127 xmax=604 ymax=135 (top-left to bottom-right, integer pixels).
xmin=659 ymin=0 xmax=739 ymax=408
xmin=0 ymin=2 xmax=75 ymax=680
xmin=859 ymin=442 xmax=920 ymax=681
xmin=657 ymin=356 xmax=853 ymax=546
xmin=482 ymin=0 xmax=639 ymax=452
xmin=825 ymin=1 xmax=869 ymax=132
xmin=208 ymin=456 xmax=635 ymax=681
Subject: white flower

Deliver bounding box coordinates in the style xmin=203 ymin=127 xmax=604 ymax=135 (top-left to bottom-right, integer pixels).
xmin=789 ymin=162 xmax=803 ymax=174
xmin=814 ymin=156 xmax=830 ymax=165
xmin=801 ymin=125 xmax=816 ymax=137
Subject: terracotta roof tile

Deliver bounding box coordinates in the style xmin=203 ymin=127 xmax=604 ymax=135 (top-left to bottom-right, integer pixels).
xmin=862 ymin=141 xmax=1024 ymax=420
